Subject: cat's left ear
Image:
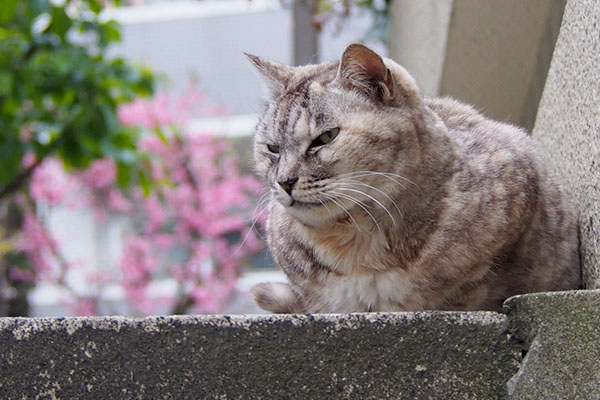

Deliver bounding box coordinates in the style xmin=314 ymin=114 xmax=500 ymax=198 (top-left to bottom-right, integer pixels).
xmin=336 ymin=43 xmax=420 ymax=108
xmin=336 ymin=44 xmax=395 ymax=104
xmin=245 ymin=53 xmax=293 ymax=98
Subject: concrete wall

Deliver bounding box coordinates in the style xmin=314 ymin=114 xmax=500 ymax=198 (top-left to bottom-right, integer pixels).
xmin=532 ymin=0 xmax=600 ymax=289
xmin=389 ymin=0 xmax=565 ymax=132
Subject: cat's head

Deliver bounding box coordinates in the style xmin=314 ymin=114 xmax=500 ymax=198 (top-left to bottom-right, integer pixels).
xmin=248 ymin=44 xmax=425 ymax=227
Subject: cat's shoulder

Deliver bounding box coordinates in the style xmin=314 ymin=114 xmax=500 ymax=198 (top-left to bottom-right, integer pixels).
xmin=425 ymin=96 xmax=490 ymax=132
xmin=425 ymin=96 xmax=532 ymax=149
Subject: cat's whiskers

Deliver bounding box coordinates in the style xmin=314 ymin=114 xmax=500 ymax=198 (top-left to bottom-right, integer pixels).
xmin=334 ymin=185 xmax=396 ymax=227
xmin=228 ymin=191 xmax=270 ymax=260
xmin=317 ymin=198 xmax=334 ymax=220
xmin=321 ymin=193 xmax=364 ymax=233
xmin=327 ymin=190 xmax=383 ymax=235
xmin=337 ymin=179 xmax=403 ymax=221
xmin=340 ymin=170 xmax=416 ymax=188
xmin=250 ymin=192 xmax=271 ymax=226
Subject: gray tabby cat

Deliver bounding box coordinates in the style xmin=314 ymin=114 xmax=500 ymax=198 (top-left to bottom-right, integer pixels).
xmin=247 ymin=43 xmax=580 ymax=313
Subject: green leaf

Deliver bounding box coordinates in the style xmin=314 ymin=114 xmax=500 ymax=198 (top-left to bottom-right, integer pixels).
xmin=0 ymin=140 xmax=24 ymax=186
xmin=0 ymin=71 xmax=14 ymax=97
xmin=49 ymin=6 xmax=72 ymax=39
xmin=59 ymin=134 xmax=90 ymax=169
xmin=153 ymin=128 xmax=169 ymax=145
xmin=102 ymin=20 xmax=121 ymax=43
xmin=116 ymin=162 xmax=131 ymax=188
xmin=0 ymin=0 xmax=156 ymax=199
xmin=138 ymin=168 xmax=151 ymax=196
xmin=0 ymin=0 xmax=18 ymax=23
xmin=87 ymin=0 xmax=102 ymax=14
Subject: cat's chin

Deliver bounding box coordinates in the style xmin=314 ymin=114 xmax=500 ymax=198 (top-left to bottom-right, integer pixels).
xmin=279 ymin=199 xmax=338 ymax=227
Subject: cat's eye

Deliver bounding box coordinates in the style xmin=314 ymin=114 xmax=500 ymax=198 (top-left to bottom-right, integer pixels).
xmin=267 ymin=144 xmax=280 ymax=154
xmin=310 ymin=127 xmax=340 ymax=149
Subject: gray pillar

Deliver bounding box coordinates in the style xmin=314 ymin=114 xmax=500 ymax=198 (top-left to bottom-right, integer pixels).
xmin=389 ymin=0 xmax=454 ymax=97
xmin=292 ymin=0 xmax=318 ymax=65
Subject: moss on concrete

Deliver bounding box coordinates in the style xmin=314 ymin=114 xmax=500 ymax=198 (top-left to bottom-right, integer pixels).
xmin=503 ymin=290 xmax=600 ymax=399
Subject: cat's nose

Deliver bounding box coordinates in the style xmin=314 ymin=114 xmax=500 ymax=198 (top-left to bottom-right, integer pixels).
xmin=278 ymin=177 xmax=298 ymax=195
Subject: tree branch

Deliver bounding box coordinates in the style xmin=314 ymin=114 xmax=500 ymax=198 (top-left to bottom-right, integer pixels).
xmin=0 ymin=157 xmax=45 ymax=202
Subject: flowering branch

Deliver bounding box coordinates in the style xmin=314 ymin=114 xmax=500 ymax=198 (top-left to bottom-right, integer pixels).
xmin=8 ymin=84 xmax=264 ymax=316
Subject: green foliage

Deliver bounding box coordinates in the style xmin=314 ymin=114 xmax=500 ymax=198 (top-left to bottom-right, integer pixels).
xmin=0 ymin=0 xmax=155 ymax=197
xmin=313 ymin=0 xmax=391 ymax=44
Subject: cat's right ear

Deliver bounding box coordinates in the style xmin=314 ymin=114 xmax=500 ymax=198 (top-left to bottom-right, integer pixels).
xmin=245 ymin=53 xmax=292 ymax=98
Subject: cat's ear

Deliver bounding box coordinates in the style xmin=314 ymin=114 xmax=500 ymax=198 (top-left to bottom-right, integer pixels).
xmin=336 ymin=43 xmax=395 ymax=104
xmin=245 ymin=53 xmax=292 ymax=98
xmin=336 ymin=43 xmax=420 ymax=107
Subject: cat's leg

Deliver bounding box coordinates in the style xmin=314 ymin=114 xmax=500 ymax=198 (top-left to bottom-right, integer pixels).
xmin=251 ymin=282 xmax=306 ymax=313
xmin=441 ymin=278 xmax=496 ymax=311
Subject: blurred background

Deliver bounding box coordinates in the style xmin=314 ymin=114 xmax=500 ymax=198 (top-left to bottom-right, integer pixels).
xmin=0 ymin=0 xmax=566 ymax=317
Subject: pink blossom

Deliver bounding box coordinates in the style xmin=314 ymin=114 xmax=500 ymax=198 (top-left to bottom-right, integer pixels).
xmin=9 ymin=268 xmax=35 ymax=282
xmin=22 ymin=152 xmax=36 ymax=168
xmin=121 ymin=236 xmax=157 ymax=282
xmin=69 ymin=298 xmax=96 ymax=316
xmin=118 ymin=98 xmax=154 ymax=128
xmin=84 ymin=158 xmax=117 ymax=189
xmin=143 ymin=193 xmax=165 ymax=232
xmin=139 ymin=134 xmax=167 ymax=155
xmin=150 ymin=93 xmax=175 ymax=126
xmin=30 ymin=159 xmax=73 ymax=205
xmin=153 ymin=233 xmax=174 ymax=249
xmin=107 ymin=189 xmax=132 ymax=212
xmin=16 ymin=208 xmax=59 ymax=281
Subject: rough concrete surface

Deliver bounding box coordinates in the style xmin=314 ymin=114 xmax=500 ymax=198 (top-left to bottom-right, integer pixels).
xmin=532 ymin=0 xmax=600 ymax=288
xmin=504 ymin=289 xmax=600 ymax=400
xmin=0 ymin=312 xmax=518 ymax=399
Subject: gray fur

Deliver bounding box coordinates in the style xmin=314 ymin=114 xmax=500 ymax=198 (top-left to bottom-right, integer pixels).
xmin=248 ymin=44 xmax=580 ymax=313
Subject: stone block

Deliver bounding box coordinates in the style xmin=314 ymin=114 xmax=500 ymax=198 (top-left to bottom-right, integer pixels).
xmin=504 ymin=289 xmax=600 ymax=399
xmin=0 ymin=312 xmax=518 ymax=399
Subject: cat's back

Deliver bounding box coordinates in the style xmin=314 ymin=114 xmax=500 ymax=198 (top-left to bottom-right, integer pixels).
xmin=425 ymin=96 xmax=543 ymax=209
xmin=426 ymin=96 xmax=534 ymax=156
xmin=425 ymin=96 xmax=580 ymax=305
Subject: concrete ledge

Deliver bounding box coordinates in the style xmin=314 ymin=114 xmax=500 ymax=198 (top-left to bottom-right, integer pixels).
xmin=504 ymin=290 xmax=600 ymax=399
xmin=4 ymin=291 xmax=599 ymax=399
xmin=0 ymin=312 xmax=518 ymax=399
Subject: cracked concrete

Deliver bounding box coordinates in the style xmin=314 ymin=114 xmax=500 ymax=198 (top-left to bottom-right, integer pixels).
xmin=504 ymin=290 xmax=600 ymax=399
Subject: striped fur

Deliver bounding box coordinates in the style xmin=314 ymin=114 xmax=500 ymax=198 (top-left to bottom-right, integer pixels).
xmin=247 ymin=44 xmax=580 ymax=313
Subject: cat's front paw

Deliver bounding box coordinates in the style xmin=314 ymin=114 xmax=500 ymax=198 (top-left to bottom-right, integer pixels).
xmin=251 ymin=282 xmax=305 ymax=314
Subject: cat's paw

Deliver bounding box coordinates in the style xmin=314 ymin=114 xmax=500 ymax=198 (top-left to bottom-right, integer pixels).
xmin=251 ymin=282 xmax=305 ymax=313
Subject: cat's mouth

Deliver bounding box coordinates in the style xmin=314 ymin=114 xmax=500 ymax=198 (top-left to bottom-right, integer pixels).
xmin=276 ymin=192 xmax=322 ymax=209
xmin=287 ymin=199 xmax=320 ymax=209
